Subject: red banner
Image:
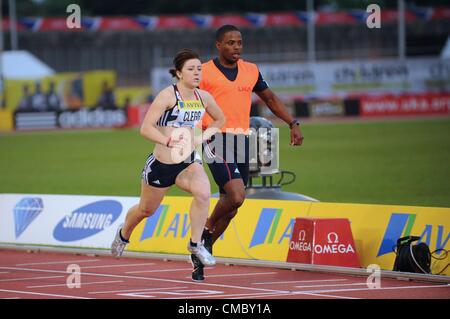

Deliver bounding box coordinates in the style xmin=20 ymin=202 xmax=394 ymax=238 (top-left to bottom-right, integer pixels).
xmin=13 ymin=8 xmax=450 ymax=32
xmin=267 ymin=13 xmax=303 ymax=26
xmin=316 ymin=12 xmax=355 ymax=24
xmin=287 ymin=218 xmax=360 ymax=268
xmin=98 ymin=17 xmax=142 ymax=31
xmin=157 ymin=16 xmax=197 ymax=29
xmin=360 ymin=93 xmax=450 ymax=117
xmin=211 ymin=15 xmax=252 ymax=28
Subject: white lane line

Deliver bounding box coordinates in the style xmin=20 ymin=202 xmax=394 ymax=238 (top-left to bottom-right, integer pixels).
xmin=228 ymin=284 xmax=450 ymax=299
xmin=274 ymin=292 xmax=360 ymax=300
xmin=115 ymin=288 xmax=225 ymax=298
xmin=294 ymin=283 xmax=368 ymax=289
xmin=27 ymin=280 xmax=123 ymax=289
xmin=230 ymin=292 xmax=360 ymax=300
xmin=127 ymin=268 xmax=193 ymax=274
xmin=167 ymin=288 xmax=361 ymax=300
xmin=167 ymin=291 xmax=289 ymax=299
xmin=89 ymin=286 xmax=189 ymax=294
xmin=252 ymin=279 xmax=349 ymax=285
xmin=81 ymin=263 xmax=155 ymax=269
xmin=16 ymin=259 xmax=100 ymax=266
xmin=0 ymin=289 xmax=92 ymax=299
xmin=184 ymin=272 xmax=277 ymax=279
xmin=0 ymin=272 xmax=10 ymax=274
xmin=0 ymin=275 xmax=64 ymax=282
xmin=2 ymin=297 xmax=22 ymax=299
xmin=292 ymin=284 xmax=450 ymax=295
xmin=0 ymin=266 xmax=287 ymax=295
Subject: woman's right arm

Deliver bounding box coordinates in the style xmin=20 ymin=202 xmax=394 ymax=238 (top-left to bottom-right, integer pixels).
xmin=140 ymin=88 xmax=173 ymax=146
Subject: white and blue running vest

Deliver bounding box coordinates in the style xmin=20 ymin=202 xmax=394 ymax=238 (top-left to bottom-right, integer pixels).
xmin=157 ymin=85 xmax=206 ymax=128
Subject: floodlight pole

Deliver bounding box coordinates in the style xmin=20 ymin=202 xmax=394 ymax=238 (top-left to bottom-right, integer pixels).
xmin=8 ymin=0 xmax=17 ymax=50
xmin=398 ymin=0 xmax=406 ymax=60
xmin=0 ymin=0 xmax=4 ymax=107
xmin=306 ymin=0 xmax=315 ymax=62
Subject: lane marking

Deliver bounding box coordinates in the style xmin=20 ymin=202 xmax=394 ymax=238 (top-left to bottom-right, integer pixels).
xmin=81 ymin=263 xmax=155 ymax=269
xmin=252 ymin=279 xmax=349 ymax=285
xmin=126 ymin=267 xmax=192 ymax=274
xmin=292 ymin=284 xmax=450 ymax=295
xmin=16 ymin=259 xmax=100 ymax=266
xmin=276 ymin=292 xmax=360 ymax=300
xmin=27 ymin=280 xmax=123 ymax=289
xmin=89 ymin=286 xmax=189 ymax=294
xmin=235 ymin=283 xmax=450 ymax=299
xmin=0 ymin=266 xmax=287 ymax=294
xmin=0 ymin=289 xmax=92 ymax=299
xmin=167 ymin=290 xmax=360 ymax=300
xmin=229 ymin=291 xmax=361 ymax=299
xmin=294 ymin=283 xmax=368 ymax=289
xmin=185 ymin=272 xmax=277 ymax=279
xmin=168 ymin=291 xmax=288 ymax=299
xmin=0 ymin=275 xmax=64 ymax=282
xmin=120 ymin=289 xmax=222 ymax=298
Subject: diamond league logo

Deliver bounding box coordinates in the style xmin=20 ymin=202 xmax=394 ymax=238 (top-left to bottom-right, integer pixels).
xmin=13 ymin=197 xmax=44 ymax=238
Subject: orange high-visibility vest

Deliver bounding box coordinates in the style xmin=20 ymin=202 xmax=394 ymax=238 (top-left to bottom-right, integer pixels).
xmin=200 ymin=59 xmax=259 ymax=133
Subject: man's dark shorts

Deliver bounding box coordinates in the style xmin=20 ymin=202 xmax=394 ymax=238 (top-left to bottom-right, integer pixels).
xmin=203 ymin=133 xmax=249 ymax=194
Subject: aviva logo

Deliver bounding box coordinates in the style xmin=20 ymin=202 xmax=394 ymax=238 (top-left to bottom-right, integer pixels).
xmin=139 ymin=205 xmax=223 ymax=241
xmin=377 ymin=213 xmax=449 ymax=257
xmin=140 ymin=205 xmax=189 ymax=241
xmin=249 ymin=208 xmax=295 ymax=248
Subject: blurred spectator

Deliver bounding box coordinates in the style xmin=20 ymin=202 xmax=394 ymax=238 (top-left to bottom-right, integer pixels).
xmin=97 ymin=80 xmax=117 ymax=109
xmin=123 ymin=96 xmax=131 ymax=109
xmin=31 ymin=82 xmax=47 ymax=111
xmin=65 ymin=74 xmax=84 ymax=109
xmin=46 ymin=81 xmax=61 ymax=111
xmin=17 ymin=84 xmax=34 ymax=112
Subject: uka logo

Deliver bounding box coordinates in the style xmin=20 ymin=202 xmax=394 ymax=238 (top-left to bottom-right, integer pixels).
xmin=377 ymin=213 xmax=449 ymax=256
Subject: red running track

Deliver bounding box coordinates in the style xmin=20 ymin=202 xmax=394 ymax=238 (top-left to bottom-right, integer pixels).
xmin=0 ymin=249 xmax=449 ymax=300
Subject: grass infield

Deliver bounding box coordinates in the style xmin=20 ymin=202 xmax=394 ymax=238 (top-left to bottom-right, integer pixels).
xmin=1 ymin=117 xmax=449 ymax=207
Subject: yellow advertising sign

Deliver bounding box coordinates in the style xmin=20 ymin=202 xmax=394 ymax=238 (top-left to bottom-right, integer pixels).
xmin=308 ymin=203 xmax=450 ymax=275
xmin=3 ymin=70 xmax=117 ymax=111
xmin=127 ymin=197 xmax=450 ymax=275
xmin=0 ymin=111 xmax=13 ymax=131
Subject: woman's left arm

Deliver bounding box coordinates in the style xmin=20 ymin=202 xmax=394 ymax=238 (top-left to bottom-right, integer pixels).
xmin=199 ymin=91 xmax=225 ymax=142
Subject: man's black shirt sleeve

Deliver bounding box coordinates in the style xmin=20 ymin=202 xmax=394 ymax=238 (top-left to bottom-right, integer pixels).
xmin=253 ymin=71 xmax=269 ymax=92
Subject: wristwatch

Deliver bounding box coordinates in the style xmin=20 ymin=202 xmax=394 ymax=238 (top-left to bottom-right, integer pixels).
xmin=289 ymin=119 xmax=300 ymax=129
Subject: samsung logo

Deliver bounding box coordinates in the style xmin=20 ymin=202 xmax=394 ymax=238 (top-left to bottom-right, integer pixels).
xmin=62 ymin=212 xmax=113 ymax=230
xmin=53 ymin=200 xmax=122 ymax=242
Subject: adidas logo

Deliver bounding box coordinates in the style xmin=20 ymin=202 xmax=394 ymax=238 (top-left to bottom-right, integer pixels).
xmin=153 ymin=180 xmax=161 ymax=185
xmin=234 ymin=168 xmax=239 ymax=173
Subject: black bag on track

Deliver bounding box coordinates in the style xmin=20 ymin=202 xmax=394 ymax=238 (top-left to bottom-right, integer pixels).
xmin=393 ymin=236 xmax=431 ymax=274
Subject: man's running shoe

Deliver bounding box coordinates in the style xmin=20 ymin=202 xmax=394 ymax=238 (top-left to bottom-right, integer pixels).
xmin=187 ymin=241 xmax=216 ymax=266
xmin=111 ymin=228 xmax=128 ymax=258
xmin=203 ymin=229 xmax=213 ymax=254
xmin=190 ymin=254 xmax=205 ymax=282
